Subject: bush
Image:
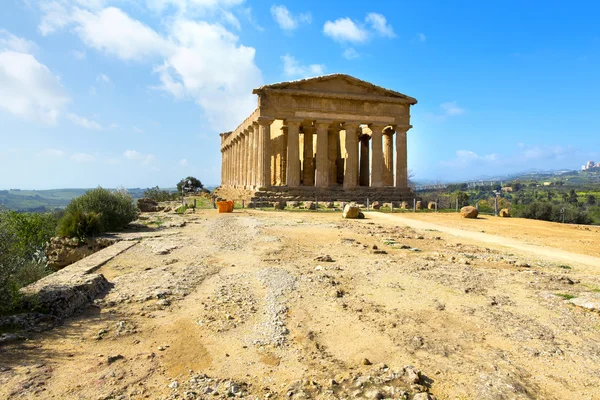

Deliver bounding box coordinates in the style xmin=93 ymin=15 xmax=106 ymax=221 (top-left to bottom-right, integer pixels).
xmin=143 ymin=186 xmax=178 ymax=202
xmin=0 ymin=209 xmax=57 ymax=315
xmin=57 ymin=187 xmax=138 ymax=237
xmin=513 ymin=201 xmax=592 ymax=224
xmin=57 ymin=210 xmax=102 ymax=240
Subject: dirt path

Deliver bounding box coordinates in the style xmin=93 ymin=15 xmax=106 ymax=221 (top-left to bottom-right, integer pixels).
xmin=2 ymin=210 xmax=600 ymax=399
xmin=370 ymin=212 xmax=600 ymax=272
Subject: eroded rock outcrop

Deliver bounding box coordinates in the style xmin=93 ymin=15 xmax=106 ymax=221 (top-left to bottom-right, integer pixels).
xmin=46 ymin=236 xmax=116 ymax=270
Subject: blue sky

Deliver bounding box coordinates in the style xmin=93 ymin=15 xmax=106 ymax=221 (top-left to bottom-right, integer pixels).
xmin=1 ymin=0 xmax=599 ymax=189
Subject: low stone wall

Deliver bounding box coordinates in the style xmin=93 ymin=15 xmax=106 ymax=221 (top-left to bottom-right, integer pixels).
xmin=46 ymin=236 xmax=117 ymax=270
xmin=20 ymin=241 xmax=138 ymax=320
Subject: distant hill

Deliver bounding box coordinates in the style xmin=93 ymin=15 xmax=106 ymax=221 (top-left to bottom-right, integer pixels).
xmin=1 ymin=186 xmax=219 ymax=212
xmin=1 ymin=188 xmax=146 ymax=212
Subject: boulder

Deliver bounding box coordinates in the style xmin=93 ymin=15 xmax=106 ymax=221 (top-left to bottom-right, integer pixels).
xmin=274 ymin=201 xmax=286 ymax=210
xmin=499 ymin=208 xmax=510 ymax=217
xmin=342 ymin=204 xmax=360 ymax=219
xmin=461 ymin=206 xmax=479 ymax=219
xmin=428 ymin=202 xmax=436 ymax=210
xmin=303 ymin=201 xmax=316 ymax=210
xmin=401 ymin=201 xmax=409 ymax=209
xmin=325 ymin=202 xmax=335 ymax=209
xmin=137 ymin=198 xmax=164 ymax=212
xmin=286 ymin=201 xmax=299 ymax=208
xmin=415 ymin=201 xmax=423 ymax=210
xmin=371 ymin=201 xmax=381 ymax=210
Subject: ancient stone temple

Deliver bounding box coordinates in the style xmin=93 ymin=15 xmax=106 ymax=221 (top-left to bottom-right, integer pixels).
xmin=217 ymin=74 xmax=417 ymax=203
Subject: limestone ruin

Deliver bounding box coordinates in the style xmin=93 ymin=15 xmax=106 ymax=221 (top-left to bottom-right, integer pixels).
xmin=216 ymin=74 xmax=417 ymax=203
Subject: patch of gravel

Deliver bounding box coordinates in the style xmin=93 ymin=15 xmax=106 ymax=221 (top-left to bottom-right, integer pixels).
xmin=251 ymin=268 xmax=297 ymax=347
xmin=166 ymin=364 xmax=436 ymax=399
xmin=96 ymin=263 xmax=220 ymax=310
xmin=197 ymin=276 xmax=258 ymax=333
xmin=206 ymin=216 xmax=260 ymax=251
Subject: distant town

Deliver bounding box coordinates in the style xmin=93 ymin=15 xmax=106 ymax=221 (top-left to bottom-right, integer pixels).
xmin=582 ymin=161 xmax=599 ymax=171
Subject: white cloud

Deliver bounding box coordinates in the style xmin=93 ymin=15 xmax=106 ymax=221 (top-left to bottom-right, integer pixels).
xmin=416 ymin=33 xmax=426 ymax=42
xmin=0 ymin=30 xmax=38 ymax=53
xmin=270 ymin=5 xmax=311 ymax=31
xmin=0 ymin=50 xmax=69 ymax=124
xmin=220 ymin=10 xmax=241 ymax=30
xmin=282 ymin=54 xmax=325 ymax=78
xmin=39 ymin=2 xmax=263 ymax=132
xmin=365 ymin=13 xmax=395 ymax=38
xmin=342 ymin=48 xmax=359 ymax=60
xmin=67 ymin=112 xmax=103 ymax=130
xmin=179 ymin=158 xmax=188 ymax=166
xmin=241 ymin=7 xmax=264 ymax=32
xmin=72 ymin=7 xmax=170 ymax=61
xmin=72 ymin=49 xmax=86 ymax=60
xmin=440 ymin=143 xmax=576 ymax=170
xmin=71 ymin=152 xmax=95 ymax=163
xmin=133 ymin=126 xmax=144 ymax=133
xmin=123 ymin=149 xmax=155 ymax=165
xmin=39 ymin=1 xmax=72 ymax=35
xmin=108 ymin=122 xmax=119 ymax=130
xmin=97 ymin=73 xmax=111 ymax=84
xmin=440 ymin=101 xmax=465 ymax=116
xmin=323 ymin=17 xmax=368 ymax=43
xmin=145 ymin=0 xmax=245 ymax=14
xmin=40 ymin=148 xmax=65 ymax=157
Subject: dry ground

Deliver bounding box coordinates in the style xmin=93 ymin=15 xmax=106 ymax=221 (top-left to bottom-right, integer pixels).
xmin=2 ymin=210 xmax=600 ymax=399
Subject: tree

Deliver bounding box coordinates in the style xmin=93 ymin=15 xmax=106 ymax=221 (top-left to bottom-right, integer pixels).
xmin=568 ymin=189 xmax=578 ymax=204
xmin=586 ymin=194 xmax=597 ymax=206
xmin=452 ymin=191 xmax=470 ymax=208
xmin=177 ymin=177 xmax=203 ymax=193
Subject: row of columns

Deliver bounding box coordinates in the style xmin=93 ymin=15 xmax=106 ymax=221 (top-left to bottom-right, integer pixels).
xmin=221 ymin=118 xmax=409 ymax=190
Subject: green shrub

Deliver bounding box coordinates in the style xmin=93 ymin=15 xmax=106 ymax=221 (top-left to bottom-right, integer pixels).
xmin=58 ymin=187 xmax=138 ymax=236
xmin=143 ymin=186 xmax=178 ymax=202
xmin=57 ymin=210 xmax=102 ymax=240
xmin=513 ymin=201 xmax=592 ymax=224
xmin=0 ymin=209 xmax=57 ymax=315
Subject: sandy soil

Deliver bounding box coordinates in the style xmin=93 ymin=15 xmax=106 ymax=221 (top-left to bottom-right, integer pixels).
xmin=2 ymin=210 xmax=600 ymax=400
xmin=396 ymin=212 xmax=600 ymax=258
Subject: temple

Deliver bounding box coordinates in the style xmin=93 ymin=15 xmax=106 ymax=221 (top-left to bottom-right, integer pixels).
xmin=217 ymin=74 xmax=417 ymax=204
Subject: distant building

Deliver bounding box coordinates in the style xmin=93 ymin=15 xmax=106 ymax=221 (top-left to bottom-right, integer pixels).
xmin=501 ymin=186 xmax=513 ymax=192
xmin=582 ymin=161 xmax=597 ymax=171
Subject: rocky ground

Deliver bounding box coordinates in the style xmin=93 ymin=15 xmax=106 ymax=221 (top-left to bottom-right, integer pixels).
xmin=1 ymin=209 xmax=600 ymax=399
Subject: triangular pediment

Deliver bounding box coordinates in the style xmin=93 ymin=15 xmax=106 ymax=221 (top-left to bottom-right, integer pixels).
xmin=253 ymin=74 xmax=417 ymax=104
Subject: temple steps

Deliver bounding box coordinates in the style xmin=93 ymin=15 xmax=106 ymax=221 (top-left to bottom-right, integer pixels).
xmin=214 ymin=185 xmax=418 ymax=204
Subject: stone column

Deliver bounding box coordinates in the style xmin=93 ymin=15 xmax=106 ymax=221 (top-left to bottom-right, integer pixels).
xmin=286 ymin=119 xmax=301 ymax=187
xmin=370 ymin=124 xmax=385 ymax=188
xmin=328 ymin=125 xmax=339 ymax=185
xmin=246 ymin=127 xmax=254 ymax=188
xmin=241 ymin=132 xmax=248 ymax=187
xmin=395 ymin=125 xmax=410 ymax=188
xmin=343 ymin=123 xmax=359 ymax=189
xmin=280 ymin=125 xmax=288 ymax=186
xmin=302 ymin=124 xmax=315 ymax=186
xmin=227 ymin=146 xmax=231 ymax=186
xmin=359 ymin=134 xmax=370 ymax=186
xmin=252 ymin=122 xmax=259 ymax=188
xmin=225 ymin=147 xmax=230 ymax=186
xmin=232 ymin=139 xmax=237 ymax=187
xmin=256 ymin=117 xmax=274 ymax=188
xmin=315 ymin=121 xmax=331 ymax=188
xmin=383 ymin=129 xmax=394 ymax=186
xmin=235 ymin=137 xmax=241 ymax=187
